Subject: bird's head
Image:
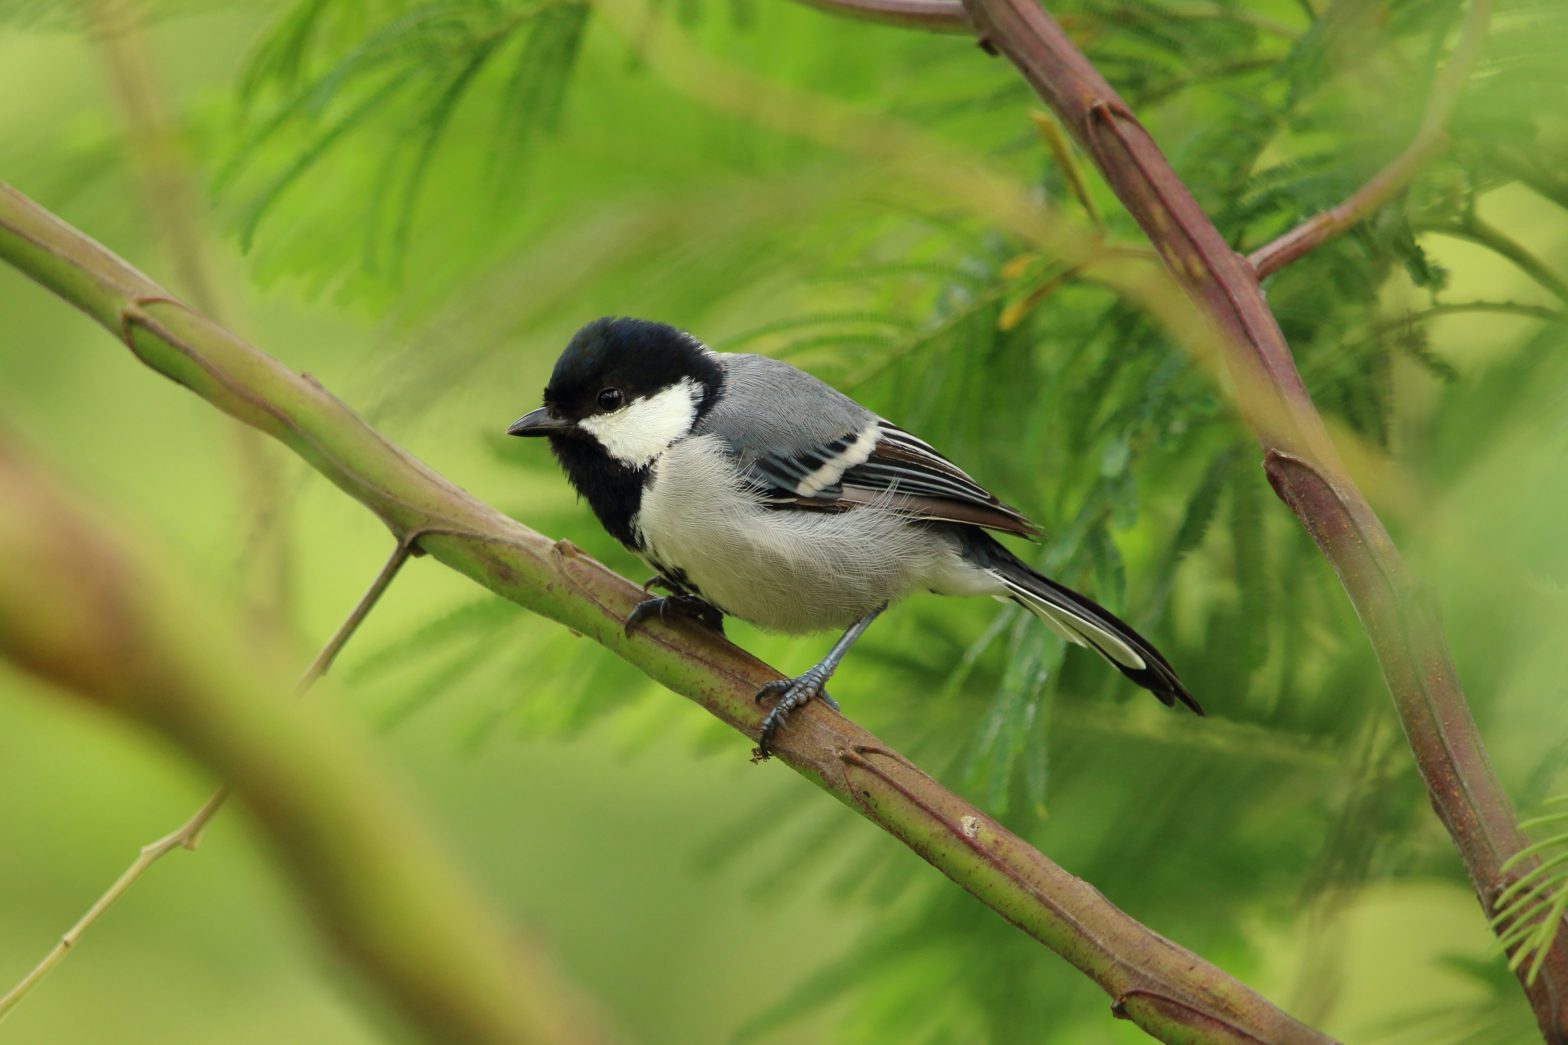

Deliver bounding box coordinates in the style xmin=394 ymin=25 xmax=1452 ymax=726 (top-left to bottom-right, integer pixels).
xmin=506 ymin=317 xmax=725 ymax=469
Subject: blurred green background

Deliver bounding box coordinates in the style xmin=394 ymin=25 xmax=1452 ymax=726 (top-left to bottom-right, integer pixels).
xmin=1 ymin=1 xmax=1565 ymax=1041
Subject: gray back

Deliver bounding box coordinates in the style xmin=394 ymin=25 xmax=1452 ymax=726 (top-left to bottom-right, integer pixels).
xmin=695 ymin=353 xmax=874 ymax=464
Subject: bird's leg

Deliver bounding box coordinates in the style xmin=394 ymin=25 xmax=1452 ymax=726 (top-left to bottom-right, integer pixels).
xmin=625 ymin=591 xmax=726 ymax=637
xmin=753 ymin=605 xmax=884 ymax=759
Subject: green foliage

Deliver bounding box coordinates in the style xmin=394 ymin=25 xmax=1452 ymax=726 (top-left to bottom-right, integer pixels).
xmin=190 ymin=0 xmax=1568 ymax=1036
xmin=8 ymin=0 xmax=1568 ymax=1039
xmin=219 ymin=0 xmax=593 ymax=288
xmin=1493 ymin=796 xmax=1568 ymax=985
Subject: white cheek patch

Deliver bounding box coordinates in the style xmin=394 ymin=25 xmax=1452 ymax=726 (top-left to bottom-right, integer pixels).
xmin=578 ymin=378 xmax=700 ymax=468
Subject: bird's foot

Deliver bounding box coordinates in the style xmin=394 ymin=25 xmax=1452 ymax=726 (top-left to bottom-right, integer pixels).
xmin=752 ymin=666 xmax=838 ymax=760
xmin=624 ymin=594 xmax=725 ymax=637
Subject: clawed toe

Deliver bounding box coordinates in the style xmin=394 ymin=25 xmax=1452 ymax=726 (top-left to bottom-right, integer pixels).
xmin=754 ymin=678 xmax=835 ymax=710
xmin=752 ymin=669 xmax=835 ymax=759
xmin=753 ymin=677 xmax=789 ymax=705
xmin=748 ymin=607 xmax=882 ymax=762
xmin=624 ymin=594 xmax=725 ymax=638
xmin=624 ymin=599 xmax=662 ymax=636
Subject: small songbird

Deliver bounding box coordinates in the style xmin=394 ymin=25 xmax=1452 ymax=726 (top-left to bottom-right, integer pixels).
xmin=508 ymin=317 xmax=1199 ymax=755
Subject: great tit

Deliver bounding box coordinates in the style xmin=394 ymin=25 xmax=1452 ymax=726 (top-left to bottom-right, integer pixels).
xmin=508 ymin=317 xmax=1199 ymax=755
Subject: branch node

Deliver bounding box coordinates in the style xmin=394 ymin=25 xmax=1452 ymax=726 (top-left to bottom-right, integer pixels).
xmin=551 ymin=537 xmax=587 ymax=560
xmin=846 ymin=742 xmax=918 ymax=770
xmin=1085 ymin=97 xmax=1136 ymax=134
xmin=117 ymin=293 xmax=184 ymax=353
xmin=549 ymin=538 xmax=597 ymax=606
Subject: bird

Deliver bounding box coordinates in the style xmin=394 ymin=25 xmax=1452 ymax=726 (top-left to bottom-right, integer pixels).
xmin=507 ymin=316 xmax=1199 ymax=756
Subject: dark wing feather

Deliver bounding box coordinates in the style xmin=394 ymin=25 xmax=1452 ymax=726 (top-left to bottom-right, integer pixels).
xmin=747 ymin=429 xmax=864 ymax=498
xmin=741 ymin=419 xmax=1042 ymax=540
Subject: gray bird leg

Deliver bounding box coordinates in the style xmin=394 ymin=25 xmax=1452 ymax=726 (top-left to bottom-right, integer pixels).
xmin=753 ymin=605 xmax=885 ymax=758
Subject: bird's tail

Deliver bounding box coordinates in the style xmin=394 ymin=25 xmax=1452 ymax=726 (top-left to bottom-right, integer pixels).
xmin=966 ymin=533 xmax=1201 ymax=715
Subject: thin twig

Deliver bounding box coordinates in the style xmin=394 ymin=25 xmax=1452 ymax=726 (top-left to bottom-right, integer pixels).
xmin=0 ymin=540 xmax=412 ymax=1022
xmin=1348 ymin=300 xmax=1565 ymax=356
xmin=1420 ymin=215 xmax=1568 ymax=306
xmin=297 ymin=539 xmax=415 ymax=689
xmin=792 ymin=0 xmax=968 ymax=32
xmin=0 ymin=790 xmax=231 ymax=1021
xmin=1248 ymin=0 xmax=1492 ymax=280
xmin=1494 ymin=155 xmax=1568 ymax=213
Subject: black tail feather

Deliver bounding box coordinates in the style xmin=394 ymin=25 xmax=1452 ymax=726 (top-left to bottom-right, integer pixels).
xmin=963 ymin=532 xmax=1202 ymax=715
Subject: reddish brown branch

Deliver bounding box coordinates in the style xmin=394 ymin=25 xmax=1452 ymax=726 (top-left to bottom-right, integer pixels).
xmin=1249 ymin=0 xmax=1492 ymax=280
xmin=958 ymin=0 xmax=1567 ymax=1038
xmin=1249 ymin=135 xmax=1448 ymax=280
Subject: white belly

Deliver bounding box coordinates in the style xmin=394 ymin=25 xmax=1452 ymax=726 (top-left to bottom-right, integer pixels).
xmin=634 ymin=435 xmax=1000 ymax=633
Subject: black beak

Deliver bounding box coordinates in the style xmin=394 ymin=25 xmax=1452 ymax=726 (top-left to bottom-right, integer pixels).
xmin=506 ymin=407 xmax=572 ymax=437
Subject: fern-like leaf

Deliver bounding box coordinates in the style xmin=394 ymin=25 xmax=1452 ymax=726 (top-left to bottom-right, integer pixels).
xmin=1491 ymin=795 xmax=1568 ymax=984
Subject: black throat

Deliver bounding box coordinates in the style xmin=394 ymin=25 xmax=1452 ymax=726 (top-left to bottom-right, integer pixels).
xmin=547 ymin=435 xmax=647 ymax=550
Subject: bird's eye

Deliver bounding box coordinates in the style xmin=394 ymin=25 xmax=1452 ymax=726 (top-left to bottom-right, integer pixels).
xmin=597 ymin=387 xmax=624 ymax=411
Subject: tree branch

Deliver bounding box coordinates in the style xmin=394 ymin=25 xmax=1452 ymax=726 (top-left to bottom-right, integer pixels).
xmin=0 ymin=180 xmax=1326 ymax=1044
xmin=1248 ymin=0 xmax=1492 ymax=280
xmin=0 ymin=540 xmax=411 ymax=1021
xmin=0 ymin=438 xmax=604 ymax=1045
xmin=956 ymin=1 xmax=1568 ymax=1039
xmin=792 ymin=0 xmax=969 ymax=33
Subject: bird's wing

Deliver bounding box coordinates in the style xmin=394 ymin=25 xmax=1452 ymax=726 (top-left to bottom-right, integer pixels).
xmin=744 ymin=418 xmax=1042 ymax=539
xmin=698 ymin=353 xmax=1041 ymax=539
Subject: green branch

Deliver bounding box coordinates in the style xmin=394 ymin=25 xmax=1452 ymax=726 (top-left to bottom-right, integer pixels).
xmin=1419 ymin=214 xmax=1568 ymax=307
xmin=0 ymin=179 xmax=1326 ymax=1045
xmin=952 ymin=0 xmax=1568 ymax=1037
xmin=0 ymin=436 xmax=605 ymax=1045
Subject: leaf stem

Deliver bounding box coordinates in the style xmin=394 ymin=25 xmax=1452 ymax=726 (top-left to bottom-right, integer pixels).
xmin=1419 ymin=215 xmax=1568 ymax=307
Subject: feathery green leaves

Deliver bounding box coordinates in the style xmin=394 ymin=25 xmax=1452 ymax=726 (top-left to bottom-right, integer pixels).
xmin=1493 ymin=796 xmax=1568 ymax=985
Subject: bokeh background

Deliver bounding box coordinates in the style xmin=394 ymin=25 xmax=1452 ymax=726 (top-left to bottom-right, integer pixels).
xmin=1 ymin=1 xmax=1566 ymax=1041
